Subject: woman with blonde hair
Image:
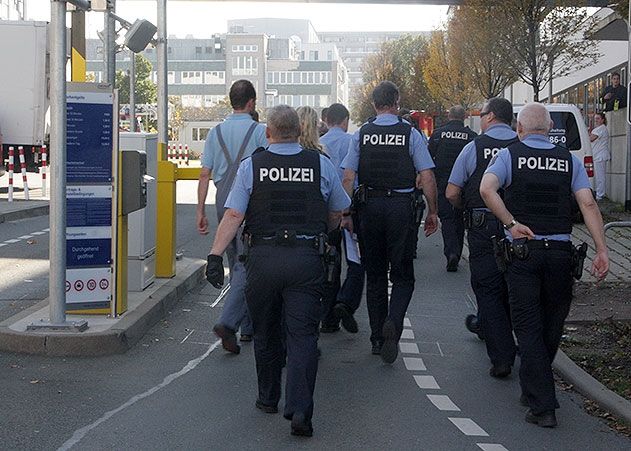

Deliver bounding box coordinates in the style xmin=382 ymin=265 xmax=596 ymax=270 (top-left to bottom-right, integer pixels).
xmin=297 ymin=106 xmax=326 ymax=154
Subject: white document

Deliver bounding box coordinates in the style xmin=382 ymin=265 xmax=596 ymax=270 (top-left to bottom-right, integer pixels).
xmin=344 ymin=229 xmax=361 ymax=264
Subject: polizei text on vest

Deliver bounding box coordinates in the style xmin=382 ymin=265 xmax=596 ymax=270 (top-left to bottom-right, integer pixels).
xmin=517 ymin=156 xmax=570 ymax=173
xmin=362 ymin=134 xmax=407 ymax=146
xmin=259 ymin=167 xmax=315 ymax=182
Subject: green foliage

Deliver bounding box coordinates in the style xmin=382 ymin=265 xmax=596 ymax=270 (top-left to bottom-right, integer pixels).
xmin=115 ymin=53 xmax=157 ymax=104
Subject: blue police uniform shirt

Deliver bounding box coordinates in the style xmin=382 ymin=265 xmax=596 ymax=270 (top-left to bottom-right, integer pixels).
xmin=341 ymin=113 xmax=435 ymax=193
xmin=201 ymin=113 xmax=268 ymax=184
xmin=225 ymin=143 xmax=352 ymax=215
xmin=320 ymin=126 xmax=352 ymax=181
xmin=485 ymin=133 xmax=591 ymax=241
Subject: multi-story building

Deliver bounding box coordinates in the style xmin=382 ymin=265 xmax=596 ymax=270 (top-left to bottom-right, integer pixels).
xmin=319 ymin=31 xmax=429 ymax=91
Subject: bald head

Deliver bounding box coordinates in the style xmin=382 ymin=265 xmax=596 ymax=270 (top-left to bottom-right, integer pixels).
xmin=266 ymin=105 xmax=301 ymax=142
xmin=516 ymin=103 xmax=552 ymax=138
xmin=448 ymin=105 xmax=466 ymax=121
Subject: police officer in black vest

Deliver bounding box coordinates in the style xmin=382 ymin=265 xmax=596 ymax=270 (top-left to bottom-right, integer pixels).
xmin=205 ymin=105 xmax=350 ymax=437
xmin=341 ymin=81 xmax=438 ymax=364
xmin=429 ymin=105 xmax=476 ymax=271
xmin=481 ymin=102 xmax=609 ymax=427
xmin=446 ymin=98 xmax=519 ymax=377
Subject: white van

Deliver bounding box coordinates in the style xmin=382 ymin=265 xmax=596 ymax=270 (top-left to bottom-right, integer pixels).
xmin=514 ymin=103 xmax=595 ymax=187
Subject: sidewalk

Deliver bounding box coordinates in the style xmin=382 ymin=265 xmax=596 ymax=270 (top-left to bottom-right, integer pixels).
xmin=0 ymin=171 xmax=49 ymax=222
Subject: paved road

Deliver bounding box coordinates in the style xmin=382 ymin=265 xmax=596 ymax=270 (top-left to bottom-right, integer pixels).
xmin=2 ymin=201 xmax=630 ymax=449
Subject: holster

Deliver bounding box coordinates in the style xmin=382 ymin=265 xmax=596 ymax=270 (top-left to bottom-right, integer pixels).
xmin=323 ymin=242 xmax=341 ymax=283
xmin=464 ymin=210 xmax=487 ymax=230
xmin=492 ymin=235 xmax=512 ymax=273
xmin=413 ymin=190 xmax=426 ymax=226
xmin=353 ymin=185 xmax=367 ymax=209
xmin=511 ymin=238 xmax=530 ymax=261
xmin=571 ymin=242 xmax=588 ymax=280
xmin=239 ymin=232 xmax=252 ymax=262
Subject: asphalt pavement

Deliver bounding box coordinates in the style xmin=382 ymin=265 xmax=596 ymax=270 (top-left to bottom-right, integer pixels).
xmin=1 ymin=182 xmax=630 ymax=449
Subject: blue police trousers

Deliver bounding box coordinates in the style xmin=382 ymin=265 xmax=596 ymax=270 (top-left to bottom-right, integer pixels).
xmin=438 ymin=189 xmax=465 ymax=260
xmin=245 ymin=245 xmax=324 ymax=420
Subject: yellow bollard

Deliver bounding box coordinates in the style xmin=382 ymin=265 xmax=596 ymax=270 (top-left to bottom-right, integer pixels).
xmin=156 ymin=150 xmax=178 ymax=278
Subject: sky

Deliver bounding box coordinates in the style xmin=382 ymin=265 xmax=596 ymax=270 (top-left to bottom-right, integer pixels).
xmin=26 ymin=0 xmax=449 ymax=38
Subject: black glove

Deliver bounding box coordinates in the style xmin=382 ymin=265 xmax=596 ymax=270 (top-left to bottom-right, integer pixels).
xmin=206 ymin=254 xmax=224 ymax=289
xmin=327 ymin=228 xmax=342 ymax=247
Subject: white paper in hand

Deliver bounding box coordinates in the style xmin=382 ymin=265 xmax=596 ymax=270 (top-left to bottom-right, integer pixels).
xmin=344 ymin=229 xmax=361 ymax=264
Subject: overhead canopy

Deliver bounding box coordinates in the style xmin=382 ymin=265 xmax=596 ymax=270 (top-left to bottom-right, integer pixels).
xmin=586 ymin=10 xmax=628 ymax=41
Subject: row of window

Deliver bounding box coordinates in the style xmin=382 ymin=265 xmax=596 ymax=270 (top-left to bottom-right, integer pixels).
xmin=192 ymin=127 xmax=211 ymax=142
xmin=266 ymin=71 xmax=332 ymax=85
xmin=232 ymin=44 xmax=259 ymax=52
xmin=232 ymin=56 xmax=259 ymax=75
xmin=267 ymin=95 xmax=331 ymax=108
xmin=182 ymin=95 xmax=225 ymax=108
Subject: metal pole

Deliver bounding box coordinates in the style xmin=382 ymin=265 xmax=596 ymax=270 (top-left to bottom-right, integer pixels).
xmin=49 ymin=0 xmax=68 ymax=324
xmin=130 ymin=50 xmax=136 ymax=132
xmin=626 ymin=3 xmax=631 ymax=211
xmin=548 ymin=56 xmax=553 ymax=103
xmin=157 ymin=0 xmax=168 ymax=146
xmin=104 ymin=0 xmax=116 ymax=85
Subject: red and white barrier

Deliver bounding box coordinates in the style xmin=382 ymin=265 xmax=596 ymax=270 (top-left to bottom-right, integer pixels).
xmin=168 ymin=143 xmax=175 ymax=160
xmin=184 ymin=144 xmax=190 ymax=166
xmin=178 ymin=144 xmax=183 ymax=165
xmin=18 ymin=146 xmax=29 ymax=200
xmin=8 ymin=146 xmax=14 ymax=202
xmin=41 ymin=145 xmax=48 ymax=197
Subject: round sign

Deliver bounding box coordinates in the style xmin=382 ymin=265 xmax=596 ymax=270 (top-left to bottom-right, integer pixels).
xmin=74 ymin=280 xmax=84 ymax=291
xmin=99 ymin=278 xmax=109 ymax=290
xmin=65 ymin=281 xmax=71 ymax=292
xmin=87 ymin=279 xmax=97 ymax=291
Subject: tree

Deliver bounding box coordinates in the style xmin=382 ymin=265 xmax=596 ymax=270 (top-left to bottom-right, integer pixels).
xmin=448 ymin=2 xmax=518 ymax=99
xmin=423 ymin=30 xmax=481 ymax=110
xmin=494 ymin=1 xmax=600 ymax=101
xmin=351 ymin=34 xmax=441 ymax=124
xmin=115 ymin=53 xmax=157 ymax=104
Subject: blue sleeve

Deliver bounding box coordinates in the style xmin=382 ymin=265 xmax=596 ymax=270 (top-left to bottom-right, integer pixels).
xmin=484 ymin=148 xmax=512 ymax=188
xmin=571 ymin=155 xmax=591 ymax=192
xmin=448 ymin=141 xmax=477 ymax=187
xmin=320 ymin=155 xmax=351 ymax=211
xmin=254 ymin=124 xmax=268 ymax=148
xmin=410 ymin=129 xmax=435 ymax=171
xmin=340 ymin=130 xmax=360 ymax=171
xmin=201 ymin=128 xmax=217 ymax=170
xmin=224 ymin=159 xmax=253 ymax=214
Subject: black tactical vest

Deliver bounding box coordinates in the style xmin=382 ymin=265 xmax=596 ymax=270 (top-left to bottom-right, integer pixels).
xmin=504 ymin=142 xmax=573 ymax=235
xmin=431 ymin=121 xmax=476 ymax=185
xmin=463 ymin=134 xmax=519 ymax=209
xmin=358 ymin=118 xmax=416 ymax=190
xmin=245 ymin=149 xmax=328 ymax=237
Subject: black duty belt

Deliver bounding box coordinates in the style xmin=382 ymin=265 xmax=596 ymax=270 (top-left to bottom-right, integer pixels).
xmin=526 ymin=239 xmax=573 ymax=251
xmin=366 ymin=188 xmax=414 ymax=198
xmin=250 ymin=234 xmax=320 ymax=248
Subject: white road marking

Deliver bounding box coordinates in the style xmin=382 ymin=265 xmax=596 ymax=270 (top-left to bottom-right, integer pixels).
xmin=57 ymin=340 xmax=222 ymax=451
xmin=180 ymin=329 xmax=195 ymax=344
xmin=436 ymin=342 xmax=444 ymax=357
xmin=0 ymin=243 xmax=6 ymax=248
xmin=43 ymin=228 xmax=50 ymax=232
xmin=465 ymin=292 xmax=477 ymax=310
xmin=403 ymin=317 xmax=411 ymax=327
xmin=413 ymin=375 xmax=440 ymax=389
xmin=18 ymin=235 xmax=33 ymax=239
xmin=210 ymin=283 xmax=231 ymax=308
xmin=448 ymin=418 xmax=489 ymax=436
xmin=403 ymin=357 xmax=426 ymax=371
xmin=190 ymin=341 xmax=213 ymax=346
xmin=477 ymin=444 xmax=509 ymax=451
xmin=400 ymin=329 xmax=415 ymax=340
xmin=427 ymin=394 xmax=461 ymax=411
xmin=399 ymin=342 xmax=420 ymax=354
xmin=31 ymin=231 xmax=47 ymax=236
xmin=4 ymin=239 xmax=20 ymax=244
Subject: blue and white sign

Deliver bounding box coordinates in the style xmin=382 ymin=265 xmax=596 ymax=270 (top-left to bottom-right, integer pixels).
xmin=65 ymin=84 xmax=116 ymax=309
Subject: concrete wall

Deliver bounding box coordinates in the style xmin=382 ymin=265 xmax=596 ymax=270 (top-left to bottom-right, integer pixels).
xmin=605 ymin=109 xmax=629 ymax=204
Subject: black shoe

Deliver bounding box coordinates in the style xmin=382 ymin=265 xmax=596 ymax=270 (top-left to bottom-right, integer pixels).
xmin=320 ymin=323 xmax=340 ymax=333
xmin=255 ymin=399 xmax=278 ymax=414
xmin=290 ymin=413 xmax=313 ymax=437
xmin=520 ymin=394 xmax=529 ymax=407
xmin=446 ymin=254 xmax=459 ymax=272
xmin=333 ymin=303 xmax=358 ymax=333
xmin=381 ymin=320 xmax=399 ymax=364
xmin=525 ymin=409 xmax=557 ymax=428
xmin=489 ymin=364 xmax=512 ymax=378
xmin=465 ymin=314 xmax=484 ymax=340
xmin=371 ymin=341 xmax=383 ymax=355
xmin=240 ymin=334 xmax=253 ymax=342
xmin=213 ymin=324 xmax=241 ymax=354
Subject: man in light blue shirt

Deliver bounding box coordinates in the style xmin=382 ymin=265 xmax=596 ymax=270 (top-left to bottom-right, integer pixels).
xmin=480 ymin=102 xmax=609 ymax=428
xmin=197 ymin=80 xmax=267 ymax=353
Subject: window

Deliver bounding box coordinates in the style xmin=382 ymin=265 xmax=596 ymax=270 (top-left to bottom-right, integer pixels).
xmin=232 ymin=56 xmax=258 ymax=75
xmin=266 ymin=71 xmax=333 ymax=86
xmin=232 ymin=44 xmax=258 ymax=52
xmin=327 ymin=50 xmax=333 ymax=60
xmin=167 ymin=47 xmax=172 ymax=54
xmin=192 ymin=127 xmax=211 ymax=141
xmin=196 ymin=47 xmax=202 ymax=54
xmin=309 ymin=50 xmax=319 ymax=61
xmin=181 ymin=71 xmax=203 ymax=84
xmin=204 ymin=71 xmax=225 ymax=84
xmin=167 ymin=71 xmax=175 ymax=84
xmin=549 ymin=112 xmax=581 ymax=151
xmin=205 ymin=46 xmax=212 ymax=53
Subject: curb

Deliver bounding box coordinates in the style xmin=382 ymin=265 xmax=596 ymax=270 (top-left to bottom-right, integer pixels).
xmin=0 ymin=258 xmax=205 ymax=357
xmin=0 ymin=204 xmax=50 ymax=223
xmin=553 ymin=350 xmax=631 ymax=426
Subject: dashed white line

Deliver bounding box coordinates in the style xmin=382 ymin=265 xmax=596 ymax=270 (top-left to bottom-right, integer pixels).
xmin=413 ymin=375 xmax=440 ymax=389
xmin=400 ymin=329 xmax=415 ymax=340
xmin=403 ymin=357 xmax=426 ymax=371
xmin=436 ymin=342 xmax=444 ymax=357
xmin=31 ymin=231 xmax=47 ymax=236
xmin=399 ymin=342 xmax=420 ymax=354
xmin=4 ymin=239 xmax=20 ymax=244
xmin=427 ymin=394 xmax=461 ymax=411
xmin=448 ymin=418 xmax=489 ymax=436
xmin=180 ymin=329 xmax=195 ymax=344
xmin=18 ymin=235 xmax=33 ymax=239
xmin=403 ymin=317 xmax=411 ymax=327
xmin=0 ymin=243 xmax=6 ymax=248
xmin=477 ymin=444 xmax=509 ymax=451
xmin=42 ymin=228 xmax=50 ymax=232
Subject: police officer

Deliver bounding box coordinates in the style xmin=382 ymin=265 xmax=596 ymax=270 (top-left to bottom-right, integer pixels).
xmin=480 ymin=102 xmax=609 ymax=427
xmin=205 ymin=105 xmax=350 ymax=437
xmin=341 ymin=81 xmax=438 ymax=364
xmin=319 ymin=103 xmax=364 ymax=334
xmin=446 ymin=98 xmax=518 ymax=377
xmin=429 ymin=105 xmax=477 ymax=271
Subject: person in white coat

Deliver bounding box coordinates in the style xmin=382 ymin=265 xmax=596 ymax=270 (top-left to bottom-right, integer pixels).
xmin=590 ymin=113 xmax=610 ymax=200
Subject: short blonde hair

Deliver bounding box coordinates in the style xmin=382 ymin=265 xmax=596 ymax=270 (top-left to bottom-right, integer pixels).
xmin=297 ymin=106 xmax=324 ymax=153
